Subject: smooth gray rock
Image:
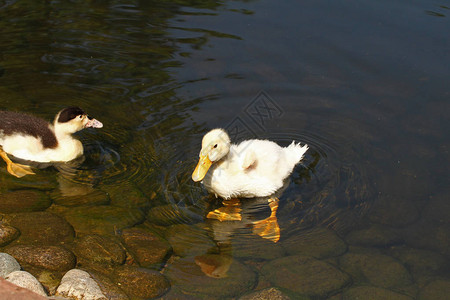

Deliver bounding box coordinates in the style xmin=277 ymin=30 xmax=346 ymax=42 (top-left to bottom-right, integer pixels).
xmin=0 ymin=253 xmax=21 ymax=278
xmin=56 ymin=269 xmax=107 ymax=300
xmin=5 ymin=270 xmax=47 ymax=297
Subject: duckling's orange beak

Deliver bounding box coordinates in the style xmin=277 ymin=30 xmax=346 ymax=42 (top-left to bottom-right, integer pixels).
xmin=192 ymin=154 xmax=212 ymax=182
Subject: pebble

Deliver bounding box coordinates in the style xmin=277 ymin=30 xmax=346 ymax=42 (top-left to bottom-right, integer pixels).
xmin=0 ymin=253 xmax=21 ymax=278
xmin=6 ymin=245 xmax=76 ymax=271
xmin=282 ymin=227 xmax=348 ymax=259
xmin=121 ymin=227 xmax=172 ymax=269
xmin=73 ymin=234 xmax=126 ymax=267
xmin=56 ymin=269 xmax=107 ymax=300
xmin=339 ymin=252 xmax=412 ymax=289
xmin=0 ymin=224 xmax=20 ymax=247
xmin=261 ymin=255 xmax=351 ymax=298
xmin=0 ymin=190 xmax=51 ymax=213
xmin=113 ymin=265 xmax=170 ymax=299
xmin=343 ymin=285 xmax=414 ymax=300
xmin=6 ymin=211 xmax=75 ymax=244
xmin=239 ymin=287 xmax=291 ymax=300
xmin=5 ymin=270 xmax=48 ymax=297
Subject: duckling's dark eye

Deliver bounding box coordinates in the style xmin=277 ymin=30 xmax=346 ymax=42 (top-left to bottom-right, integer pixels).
xmin=78 ymin=115 xmax=83 ymax=119
xmin=213 ymin=144 xmax=218 ymax=148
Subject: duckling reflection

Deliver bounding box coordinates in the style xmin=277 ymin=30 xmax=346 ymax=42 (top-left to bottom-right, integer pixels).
xmin=207 ymin=195 xmax=282 ymax=243
xmin=195 ymin=253 xmax=233 ymax=278
xmin=0 ymin=107 xmax=102 ymax=177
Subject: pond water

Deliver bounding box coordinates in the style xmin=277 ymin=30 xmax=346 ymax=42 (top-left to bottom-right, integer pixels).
xmin=0 ymin=0 xmax=448 ymax=299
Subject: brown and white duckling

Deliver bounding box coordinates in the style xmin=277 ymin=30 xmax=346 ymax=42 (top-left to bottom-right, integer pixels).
xmin=0 ymin=106 xmax=103 ymax=177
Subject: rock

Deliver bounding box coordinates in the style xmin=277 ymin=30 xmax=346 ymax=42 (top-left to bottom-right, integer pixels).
xmin=112 ymin=265 xmax=170 ymax=299
xmin=5 ymin=271 xmax=47 ymax=297
xmin=6 ymin=245 xmax=76 ymax=272
xmin=339 ymin=252 xmax=412 ymax=288
xmin=37 ymin=270 xmax=61 ymax=295
xmin=282 ymin=227 xmax=347 ymax=259
xmin=88 ymin=271 xmax=130 ymax=300
xmin=343 ymin=285 xmax=413 ymax=300
xmin=73 ymin=234 xmax=126 ymax=267
xmin=147 ymin=204 xmax=202 ymax=226
xmin=0 ymin=277 xmax=47 ymax=300
xmin=52 ymin=189 xmax=109 ymax=207
xmin=55 ymin=205 xmax=145 ymax=235
xmin=165 ymin=255 xmax=257 ymax=298
xmin=165 ymin=224 xmax=217 ymax=257
xmin=6 ymin=211 xmax=74 ymax=244
xmin=56 ymin=269 xmax=107 ymax=300
xmin=0 ymin=225 xmax=20 ymax=247
xmin=369 ymin=194 xmax=419 ymax=227
xmin=346 ymin=224 xmax=402 ymax=247
xmin=401 ymin=221 xmax=450 ymax=256
xmin=261 ymin=255 xmax=351 ymax=298
xmin=121 ymin=227 xmax=171 ymax=269
xmin=0 ymin=253 xmax=21 ymax=278
xmin=239 ymin=287 xmax=292 ymax=300
xmin=104 ymin=182 xmax=149 ymax=209
xmin=0 ymin=190 xmax=51 ymax=213
xmin=232 ymin=235 xmax=285 ymax=260
xmin=389 ymin=246 xmax=447 ymax=278
xmin=419 ymin=279 xmax=450 ymax=300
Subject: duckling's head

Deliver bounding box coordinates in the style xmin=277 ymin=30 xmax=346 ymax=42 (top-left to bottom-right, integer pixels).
xmin=192 ymin=128 xmax=230 ymax=182
xmin=54 ymin=107 xmax=103 ymax=135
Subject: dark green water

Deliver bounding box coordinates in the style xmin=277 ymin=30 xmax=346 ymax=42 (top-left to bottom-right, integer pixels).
xmin=0 ymin=0 xmax=448 ymax=299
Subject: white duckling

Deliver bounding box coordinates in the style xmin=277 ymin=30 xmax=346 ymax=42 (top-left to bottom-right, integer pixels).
xmin=192 ymin=128 xmax=308 ymax=199
xmin=0 ymin=106 xmax=103 ymax=177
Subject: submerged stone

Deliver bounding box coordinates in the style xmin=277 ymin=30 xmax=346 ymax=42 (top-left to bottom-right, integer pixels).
xmin=165 ymin=255 xmax=257 ymax=298
xmin=6 ymin=245 xmax=76 ymax=272
xmin=261 ymin=255 xmax=351 ymax=298
xmin=147 ymin=204 xmax=202 ymax=226
xmin=343 ymin=286 xmax=413 ymax=300
xmin=389 ymin=246 xmax=448 ymax=278
xmin=165 ymin=223 xmax=217 ymax=257
xmin=6 ymin=211 xmax=74 ymax=244
xmin=0 ymin=224 xmax=20 ymax=247
xmin=369 ymin=194 xmax=419 ymax=227
xmin=112 ymin=265 xmax=170 ymax=299
xmin=56 ymin=205 xmax=145 ymax=236
xmin=232 ymin=235 xmax=285 ymax=260
xmin=419 ymin=279 xmax=450 ymax=300
xmin=73 ymin=234 xmax=126 ymax=267
xmin=104 ymin=181 xmax=149 ymax=209
xmin=346 ymin=224 xmax=402 ymax=247
xmin=121 ymin=227 xmax=171 ymax=269
xmin=0 ymin=190 xmax=51 ymax=213
xmin=282 ymin=227 xmax=347 ymax=258
xmin=339 ymin=252 xmax=412 ymax=288
xmin=52 ymin=189 xmax=109 ymax=207
xmin=239 ymin=287 xmax=292 ymax=300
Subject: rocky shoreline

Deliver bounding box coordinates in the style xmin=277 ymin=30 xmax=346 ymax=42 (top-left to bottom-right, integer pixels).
xmin=0 ymin=184 xmax=449 ymax=299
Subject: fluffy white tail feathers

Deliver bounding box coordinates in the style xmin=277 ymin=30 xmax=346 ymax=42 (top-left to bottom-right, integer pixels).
xmin=286 ymin=141 xmax=309 ymax=166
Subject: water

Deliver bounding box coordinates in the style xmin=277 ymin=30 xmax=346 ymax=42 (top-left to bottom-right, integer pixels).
xmin=0 ymin=0 xmax=448 ymax=299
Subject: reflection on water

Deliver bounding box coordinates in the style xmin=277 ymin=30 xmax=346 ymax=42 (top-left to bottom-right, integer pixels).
xmin=0 ymin=0 xmax=449 ymax=299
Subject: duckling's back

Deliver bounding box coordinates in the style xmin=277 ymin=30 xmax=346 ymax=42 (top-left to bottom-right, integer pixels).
xmin=0 ymin=111 xmax=57 ymax=149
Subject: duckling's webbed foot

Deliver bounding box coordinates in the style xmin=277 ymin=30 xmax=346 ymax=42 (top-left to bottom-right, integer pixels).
xmin=252 ymin=197 xmax=280 ymax=243
xmin=0 ymin=149 xmax=35 ymax=178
